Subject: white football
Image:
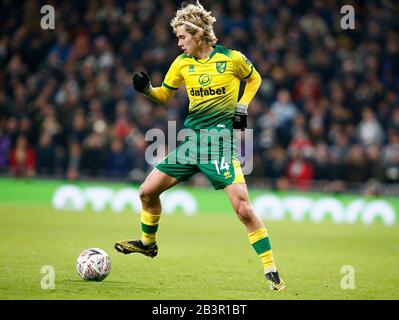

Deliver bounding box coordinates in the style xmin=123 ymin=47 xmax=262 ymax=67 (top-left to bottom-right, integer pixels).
xmin=76 ymin=248 xmax=112 ymax=281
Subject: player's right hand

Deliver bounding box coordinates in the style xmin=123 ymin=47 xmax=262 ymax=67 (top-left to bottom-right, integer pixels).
xmin=132 ymin=71 xmax=151 ymax=93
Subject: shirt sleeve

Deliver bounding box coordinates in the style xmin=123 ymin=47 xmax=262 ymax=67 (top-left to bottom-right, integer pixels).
xmin=162 ymin=56 xmax=184 ymax=90
xmin=231 ymin=50 xmax=254 ymax=80
xmin=144 ymin=86 xmax=175 ymax=105
xmin=238 ymin=68 xmax=262 ymax=106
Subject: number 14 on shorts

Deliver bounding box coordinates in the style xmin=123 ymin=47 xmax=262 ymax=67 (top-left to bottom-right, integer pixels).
xmin=213 ymin=157 xmax=230 ymax=175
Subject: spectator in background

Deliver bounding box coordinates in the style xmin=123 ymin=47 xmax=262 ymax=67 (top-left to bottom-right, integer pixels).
xmin=271 ymin=89 xmax=298 ymax=130
xmin=288 ymin=129 xmax=314 ymax=159
xmin=40 ymin=109 xmax=63 ymax=144
xmin=19 ymin=117 xmax=36 ymax=145
xmin=285 ymin=146 xmax=314 ymax=190
xmin=80 ymin=132 xmax=108 ymax=177
xmin=387 ymin=108 xmax=399 ymax=132
xmin=0 ymin=90 xmax=12 ymax=119
xmin=128 ymin=134 xmax=149 ymax=182
xmin=293 ymin=73 xmax=321 ymax=104
xmin=93 ymin=35 xmax=115 ymax=70
xmin=263 ymin=145 xmax=287 ymax=188
xmin=35 ymin=132 xmax=56 ymax=176
xmin=271 ymin=89 xmax=298 ymax=147
xmin=365 ymin=144 xmax=385 ymax=182
xmin=285 ymin=130 xmax=314 ymax=189
xmin=9 ymin=134 xmax=36 ymax=177
xmin=256 ymin=107 xmax=278 ymax=151
xmin=299 ymin=9 xmax=329 ymax=38
xmin=329 ymin=132 xmax=350 ymax=163
xmin=0 ymin=125 xmax=11 ymax=172
xmin=107 ymin=138 xmax=132 ymax=178
xmin=65 ymin=140 xmax=81 ymax=180
xmin=68 ymin=111 xmax=89 ymax=144
xmin=357 ymin=107 xmax=385 ymax=146
xmin=5 ymin=117 xmax=19 ymax=144
xmin=380 ymin=130 xmax=399 ymax=183
xmin=328 ymin=148 xmax=346 ymax=183
xmin=312 ymin=142 xmax=330 ymax=182
xmin=345 ymin=145 xmax=369 ymax=184
xmin=113 ymin=117 xmax=132 ymax=140
xmin=48 ymin=32 xmax=71 ymax=64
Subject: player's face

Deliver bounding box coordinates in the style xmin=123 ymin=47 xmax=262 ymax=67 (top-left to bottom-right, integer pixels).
xmin=175 ymin=25 xmax=200 ymax=56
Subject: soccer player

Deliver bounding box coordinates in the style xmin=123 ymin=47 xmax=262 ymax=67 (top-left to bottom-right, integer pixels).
xmin=115 ymin=1 xmax=286 ymax=291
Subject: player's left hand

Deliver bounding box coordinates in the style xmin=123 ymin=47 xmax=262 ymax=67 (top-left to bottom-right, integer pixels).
xmin=132 ymin=71 xmax=151 ymax=93
xmin=233 ymin=103 xmax=248 ymax=130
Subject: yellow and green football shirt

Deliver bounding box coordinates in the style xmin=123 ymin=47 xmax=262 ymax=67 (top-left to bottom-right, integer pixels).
xmin=162 ymin=45 xmax=254 ymax=130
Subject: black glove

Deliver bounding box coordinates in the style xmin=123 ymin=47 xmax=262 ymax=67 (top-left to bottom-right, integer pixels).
xmin=132 ymin=71 xmax=151 ymax=93
xmin=233 ymin=103 xmax=248 ymax=130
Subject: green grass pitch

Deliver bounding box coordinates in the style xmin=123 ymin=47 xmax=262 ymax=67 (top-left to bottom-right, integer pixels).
xmin=0 ymin=204 xmax=398 ymax=300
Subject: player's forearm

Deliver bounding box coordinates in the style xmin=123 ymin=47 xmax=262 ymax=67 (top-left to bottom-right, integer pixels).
xmin=144 ymin=86 xmax=174 ymax=104
xmin=239 ymin=69 xmax=262 ymax=106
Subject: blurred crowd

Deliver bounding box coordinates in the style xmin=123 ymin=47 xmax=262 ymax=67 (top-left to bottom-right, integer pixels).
xmin=0 ymin=0 xmax=398 ymax=194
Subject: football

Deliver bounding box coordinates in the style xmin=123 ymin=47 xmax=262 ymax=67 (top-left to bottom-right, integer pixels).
xmin=76 ymin=248 xmax=112 ymax=281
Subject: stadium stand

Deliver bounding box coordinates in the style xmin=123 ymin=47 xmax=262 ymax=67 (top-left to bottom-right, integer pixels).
xmin=0 ymin=0 xmax=398 ymax=195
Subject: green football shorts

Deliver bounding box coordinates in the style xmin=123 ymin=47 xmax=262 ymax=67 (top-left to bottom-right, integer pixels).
xmin=156 ymin=128 xmax=245 ymax=190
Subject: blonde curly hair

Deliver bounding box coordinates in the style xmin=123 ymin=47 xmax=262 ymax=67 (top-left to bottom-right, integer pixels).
xmin=170 ymin=1 xmax=218 ymax=48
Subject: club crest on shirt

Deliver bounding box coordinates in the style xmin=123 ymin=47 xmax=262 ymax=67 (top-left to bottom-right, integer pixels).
xmin=216 ymin=61 xmax=227 ymax=73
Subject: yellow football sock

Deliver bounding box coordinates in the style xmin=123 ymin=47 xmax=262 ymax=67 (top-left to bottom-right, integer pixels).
xmin=248 ymin=227 xmax=276 ymax=273
xmin=140 ymin=209 xmax=161 ymax=245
